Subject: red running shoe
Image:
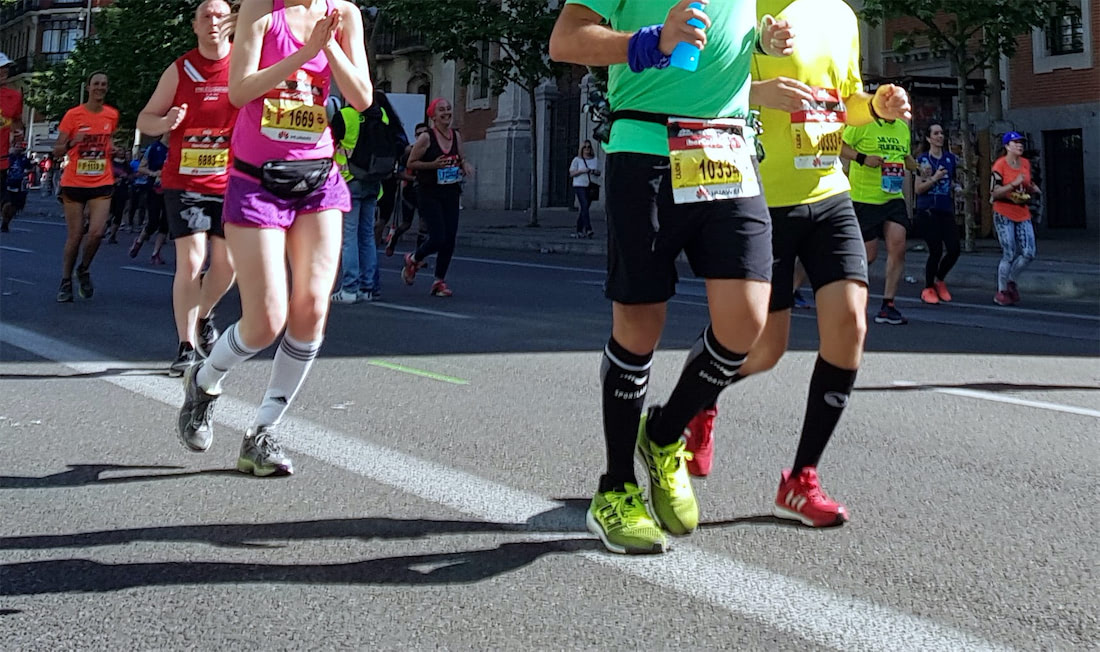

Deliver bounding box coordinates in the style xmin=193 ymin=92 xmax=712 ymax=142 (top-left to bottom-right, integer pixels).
xmin=683 ymin=407 xmax=717 ymax=477
xmin=934 ymin=280 xmax=952 ymax=302
xmin=1007 ymin=281 xmax=1020 ymax=304
xmin=401 ymin=253 xmax=418 ymax=285
xmin=774 ymin=467 xmax=849 ymax=527
xmin=430 ymin=280 xmax=453 ymax=297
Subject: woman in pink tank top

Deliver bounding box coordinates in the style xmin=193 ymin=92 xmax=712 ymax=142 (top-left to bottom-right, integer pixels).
xmin=175 ymin=0 xmax=372 ymax=477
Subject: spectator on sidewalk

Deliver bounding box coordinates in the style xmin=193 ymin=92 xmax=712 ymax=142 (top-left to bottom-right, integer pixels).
xmin=330 ymin=90 xmax=408 ymax=303
xmin=990 ymin=131 xmax=1041 ymax=306
xmin=914 ymin=123 xmax=959 ymax=305
xmin=569 ymin=139 xmax=600 ymax=238
xmin=384 ymin=122 xmax=428 ymax=257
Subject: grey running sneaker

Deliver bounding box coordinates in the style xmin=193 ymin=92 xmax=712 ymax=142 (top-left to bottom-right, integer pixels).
xmin=237 ymin=425 xmax=294 ymax=477
xmin=75 ymin=266 xmax=93 ymax=299
xmin=177 ymin=361 xmax=219 ymax=452
xmin=57 ymin=278 xmax=74 ymax=303
xmin=169 ymin=343 xmax=196 ymax=378
xmin=196 ymin=315 xmax=219 ymax=359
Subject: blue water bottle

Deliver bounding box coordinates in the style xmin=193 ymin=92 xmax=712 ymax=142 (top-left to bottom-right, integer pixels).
xmin=669 ymin=2 xmax=706 ymax=71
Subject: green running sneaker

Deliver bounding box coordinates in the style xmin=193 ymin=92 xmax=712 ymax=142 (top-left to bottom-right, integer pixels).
xmin=636 ymin=408 xmax=699 ymax=535
xmin=587 ymin=483 xmax=667 ymax=555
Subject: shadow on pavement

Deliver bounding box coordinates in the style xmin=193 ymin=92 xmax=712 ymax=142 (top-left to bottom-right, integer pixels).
xmin=0 ymin=367 xmax=167 ymax=381
xmin=0 ymin=538 xmax=601 ymax=595
xmin=699 ymin=514 xmax=810 ymax=530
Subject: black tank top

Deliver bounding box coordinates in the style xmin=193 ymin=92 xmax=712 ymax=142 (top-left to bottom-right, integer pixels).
xmin=416 ymin=127 xmax=462 ymax=189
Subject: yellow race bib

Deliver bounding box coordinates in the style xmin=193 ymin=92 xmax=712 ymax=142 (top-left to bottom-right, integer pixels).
xmin=180 ymin=127 xmax=231 ymax=176
xmin=260 ymin=71 xmax=328 ymax=144
xmin=76 ymin=158 xmax=106 ymax=176
xmin=791 ymin=87 xmax=847 ymax=170
xmin=668 ymin=118 xmax=759 ymax=204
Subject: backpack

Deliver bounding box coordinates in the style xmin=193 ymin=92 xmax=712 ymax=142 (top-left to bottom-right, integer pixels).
xmin=340 ymin=105 xmax=405 ymax=182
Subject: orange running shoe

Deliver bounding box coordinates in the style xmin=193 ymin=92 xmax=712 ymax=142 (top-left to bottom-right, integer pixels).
xmin=934 ymin=280 xmax=952 ymax=302
xmin=920 ymin=287 xmax=939 ymax=304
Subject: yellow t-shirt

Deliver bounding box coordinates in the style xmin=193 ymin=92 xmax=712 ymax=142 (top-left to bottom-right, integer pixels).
xmin=751 ymin=0 xmax=863 ymax=207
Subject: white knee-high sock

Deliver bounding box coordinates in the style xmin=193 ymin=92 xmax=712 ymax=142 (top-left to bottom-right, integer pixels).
xmin=196 ymin=323 xmax=260 ymax=393
xmin=253 ymin=333 xmax=322 ymax=429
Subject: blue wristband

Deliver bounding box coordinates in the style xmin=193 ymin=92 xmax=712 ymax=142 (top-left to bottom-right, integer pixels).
xmin=628 ymin=25 xmax=671 ymax=73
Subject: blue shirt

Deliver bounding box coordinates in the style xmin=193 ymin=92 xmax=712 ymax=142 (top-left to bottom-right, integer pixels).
xmin=5 ymin=153 xmax=30 ymax=192
xmin=915 ymin=151 xmax=957 ymax=212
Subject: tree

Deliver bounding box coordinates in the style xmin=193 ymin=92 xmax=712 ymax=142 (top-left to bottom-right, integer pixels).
xmin=377 ymin=0 xmax=566 ymax=226
xmin=860 ymin=0 xmax=1077 ymax=250
xmin=25 ymin=0 xmax=199 ymax=146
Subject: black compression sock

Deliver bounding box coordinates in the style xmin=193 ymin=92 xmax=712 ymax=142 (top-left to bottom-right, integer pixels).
xmin=598 ymin=337 xmax=652 ymax=492
xmin=649 ymin=326 xmax=745 ymax=447
xmin=791 ymin=356 xmax=858 ymax=474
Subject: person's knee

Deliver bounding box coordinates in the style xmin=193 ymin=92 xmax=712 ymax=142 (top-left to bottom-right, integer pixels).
xmin=242 ymin=309 xmax=288 ymax=349
xmin=612 ymin=303 xmax=666 ymax=354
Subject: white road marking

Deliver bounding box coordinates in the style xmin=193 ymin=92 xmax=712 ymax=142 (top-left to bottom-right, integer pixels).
xmin=4 ymin=278 xmax=35 ymax=286
xmin=367 ymin=302 xmax=472 ymax=319
xmin=8 ymin=227 xmax=34 ymax=233
xmin=893 ymin=381 xmax=1100 ymax=419
xmin=0 ymin=323 xmax=1007 ymax=652
xmin=0 ymin=245 xmax=34 ymax=254
xmin=121 ymin=265 xmax=175 ymax=278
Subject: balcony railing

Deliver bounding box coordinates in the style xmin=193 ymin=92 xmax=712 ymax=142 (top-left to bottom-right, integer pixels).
xmin=373 ymin=23 xmax=428 ymax=56
xmin=2 ymin=1 xmax=98 ymax=23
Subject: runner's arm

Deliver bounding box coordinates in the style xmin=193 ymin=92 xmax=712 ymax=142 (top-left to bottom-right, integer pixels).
xmin=324 ymin=0 xmax=372 ymax=111
xmin=549 ymin=1 xmax=710 ymax=66
xmin=405 ymin=133 xmax=436 ymax=171
xmin=136 ymin=65 xmax=182 ymax=137
xmin=844 ymin=85 xmax=911 ymax=126
xmin=228 ymin=0 xmax=319 ymax=107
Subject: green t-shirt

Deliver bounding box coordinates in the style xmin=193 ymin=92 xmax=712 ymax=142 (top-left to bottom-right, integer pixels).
xmin=567 ymin=0 xmax=757 ymax=156
xmin=842 ymin=118 xmax=911 ymax=205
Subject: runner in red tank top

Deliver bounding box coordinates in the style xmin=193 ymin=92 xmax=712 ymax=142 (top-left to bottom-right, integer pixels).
xmin=136 ymin=0 xmax=240 ymax=386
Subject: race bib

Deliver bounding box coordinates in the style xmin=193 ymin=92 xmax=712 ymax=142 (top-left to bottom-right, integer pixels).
xmin=790 ymin=88 xmax=846 ymax=169
xmin=436 ymin=157 xmax=461 ymax=185
xmin=881 ymin=162 xmax=905 ymax=194
xmin=76 ymin=154 xmax=106 ymax=176
xmin=261 ymin=71 xmax=328 ymax=144
xmin=180 ymin=127 xmax=231 ymax=176
xmin=668 ymin=117 xmax=759 ymax=204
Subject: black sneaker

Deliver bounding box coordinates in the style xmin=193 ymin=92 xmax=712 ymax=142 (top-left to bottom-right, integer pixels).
xmin=237 ymin=425 xmax=294 ymax=476
xmin=56 ymin=278 xmax=74 ymax=303
xmin=75 ymin=266 xmax=94 ymax=299
xmin=169 ymin=342 xmax=197 ymax=378
xmin=177 ymin=361 xmax=220 ymax=452
xmin=874 ymin=303 xmax=908 ymax=325
xmin=196 ymin=315 xmax=219 ymax=359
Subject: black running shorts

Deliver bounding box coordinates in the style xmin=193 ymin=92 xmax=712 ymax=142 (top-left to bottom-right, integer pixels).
xmin=604 ymin=152 xmax=773 ymax=305
xmin=60 ymin=185 xmax=113 ymax=204
xmin=853 ymin=198 xmax=909 ymax=242
xmin=769 ymin=192 xmax=869 ymax=312
xmin=165 ymin=189 xmax=225 ymax=239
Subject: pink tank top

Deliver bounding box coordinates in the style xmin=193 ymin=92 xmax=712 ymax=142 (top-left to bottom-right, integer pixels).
xmin=232 ymin=0 xmax=336 ymax=169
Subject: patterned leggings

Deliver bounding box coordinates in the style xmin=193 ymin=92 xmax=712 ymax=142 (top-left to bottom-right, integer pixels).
xmin=993 ymin=212 xmax=1036 ymax=291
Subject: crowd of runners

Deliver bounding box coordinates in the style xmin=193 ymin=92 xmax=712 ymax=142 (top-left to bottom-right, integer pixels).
xmin=0 ymin=0 xmax=1047 ymax=554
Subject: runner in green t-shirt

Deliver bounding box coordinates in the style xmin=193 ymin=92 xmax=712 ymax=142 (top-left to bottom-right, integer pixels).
xmin=841 ymin=117 xmax=917 ymax=325
xmin=550 ymin=0 xmax=795 ymax=555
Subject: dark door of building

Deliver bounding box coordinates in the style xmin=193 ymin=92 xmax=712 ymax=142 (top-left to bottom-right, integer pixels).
xmin=1043 ymin=129 xmax=1086 ymax=228
xmin=547 ymin=87 xmax=581 ymax=208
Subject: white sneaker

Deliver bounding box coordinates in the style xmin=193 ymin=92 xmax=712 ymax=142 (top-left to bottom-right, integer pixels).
xmin=331 ymin=289 xmax=357 ymax=304
xmin=356 ymin=290 xmax=374 ymax=303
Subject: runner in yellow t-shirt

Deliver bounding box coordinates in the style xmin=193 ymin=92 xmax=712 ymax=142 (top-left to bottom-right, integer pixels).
xmin=683 ymin=0 xmax=911 ymax=528
xmin=841 ymin=115 xmax=917 ymax=325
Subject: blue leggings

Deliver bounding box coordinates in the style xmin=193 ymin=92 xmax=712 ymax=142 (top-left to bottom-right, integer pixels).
xmin=993 ymin=212 xmax=1036 ymax=291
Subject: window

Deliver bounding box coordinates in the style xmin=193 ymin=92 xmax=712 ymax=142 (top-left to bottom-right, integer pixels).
xmin=1032 ymin=0 xmax=1092 ymax=72
xmin=41 ymin=18 xmax=83 ymax=57
xmin=1047 ymin=2 xmax=1085 ymax=55
xmin=473 ymin=41 xmax=491 ymax=101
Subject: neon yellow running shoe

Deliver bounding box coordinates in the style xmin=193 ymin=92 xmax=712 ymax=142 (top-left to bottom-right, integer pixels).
xmin=587 ymin=483 xmax=668 ymax=555
xmin=636 ymin=409 xmax=699 ymax=535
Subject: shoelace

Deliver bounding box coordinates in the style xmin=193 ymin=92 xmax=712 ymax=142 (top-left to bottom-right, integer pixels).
xmin=252 ymin=428 xmax=284 ymax=458
xmin=603 ymin=489 xmax=650 ymax=528
xmin=192 ymin=393 xmax=216 ymax=429
xmin=649 ymin=443 xmax=693 ymax=489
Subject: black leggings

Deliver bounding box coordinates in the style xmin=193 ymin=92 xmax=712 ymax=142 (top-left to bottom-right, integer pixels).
xmin=414 ymin=186 xmax=461 ymax=280
xmin=919 ymin=208 xmax=960 ymax=288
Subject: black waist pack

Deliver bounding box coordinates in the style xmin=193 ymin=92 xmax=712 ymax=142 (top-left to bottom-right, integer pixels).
xmin=234 ymin=158 xmax=333 ymax=199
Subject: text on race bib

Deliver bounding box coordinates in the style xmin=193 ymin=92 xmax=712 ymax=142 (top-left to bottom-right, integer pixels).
xmin=260 ymin=71 xmax=328 ymax=144
xmin=668 ymin=118 xmax=760 ymax=204
xmin=180 ymin=127 xmax=231 ymax=176
xmin=790 ymin=88 xmax=846 ymax=170
xmin=881 ymin=161 xmax=905 ymax=194
xmin=436 ymin=156 xmax=461 ymax=185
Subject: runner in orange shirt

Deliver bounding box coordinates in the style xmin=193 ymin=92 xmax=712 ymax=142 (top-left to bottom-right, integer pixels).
xmin=53 ymin=72 xmax=119 ymax=302
xmin=1 ymin=52 xmax=27 ymax=228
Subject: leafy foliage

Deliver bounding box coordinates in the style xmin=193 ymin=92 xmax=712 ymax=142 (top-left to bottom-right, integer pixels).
xmin=860 ymin=0 xmax=1079 ymax=76
xmin=377 ymin=0 xmax=564 ymax=95
xmin=26 ymin=0 xmax=200 ymax=132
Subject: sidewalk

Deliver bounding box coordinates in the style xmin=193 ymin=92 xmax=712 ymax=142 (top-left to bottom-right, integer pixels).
xmin=453 ymin=206 xmax=1099 ymax=301
xmin=13 ymin=192 xmax=1098 ymax=300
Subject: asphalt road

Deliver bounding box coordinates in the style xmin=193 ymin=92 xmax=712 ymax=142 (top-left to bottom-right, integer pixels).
xmin=1 ymin=219 xmax=1098 ymax=650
